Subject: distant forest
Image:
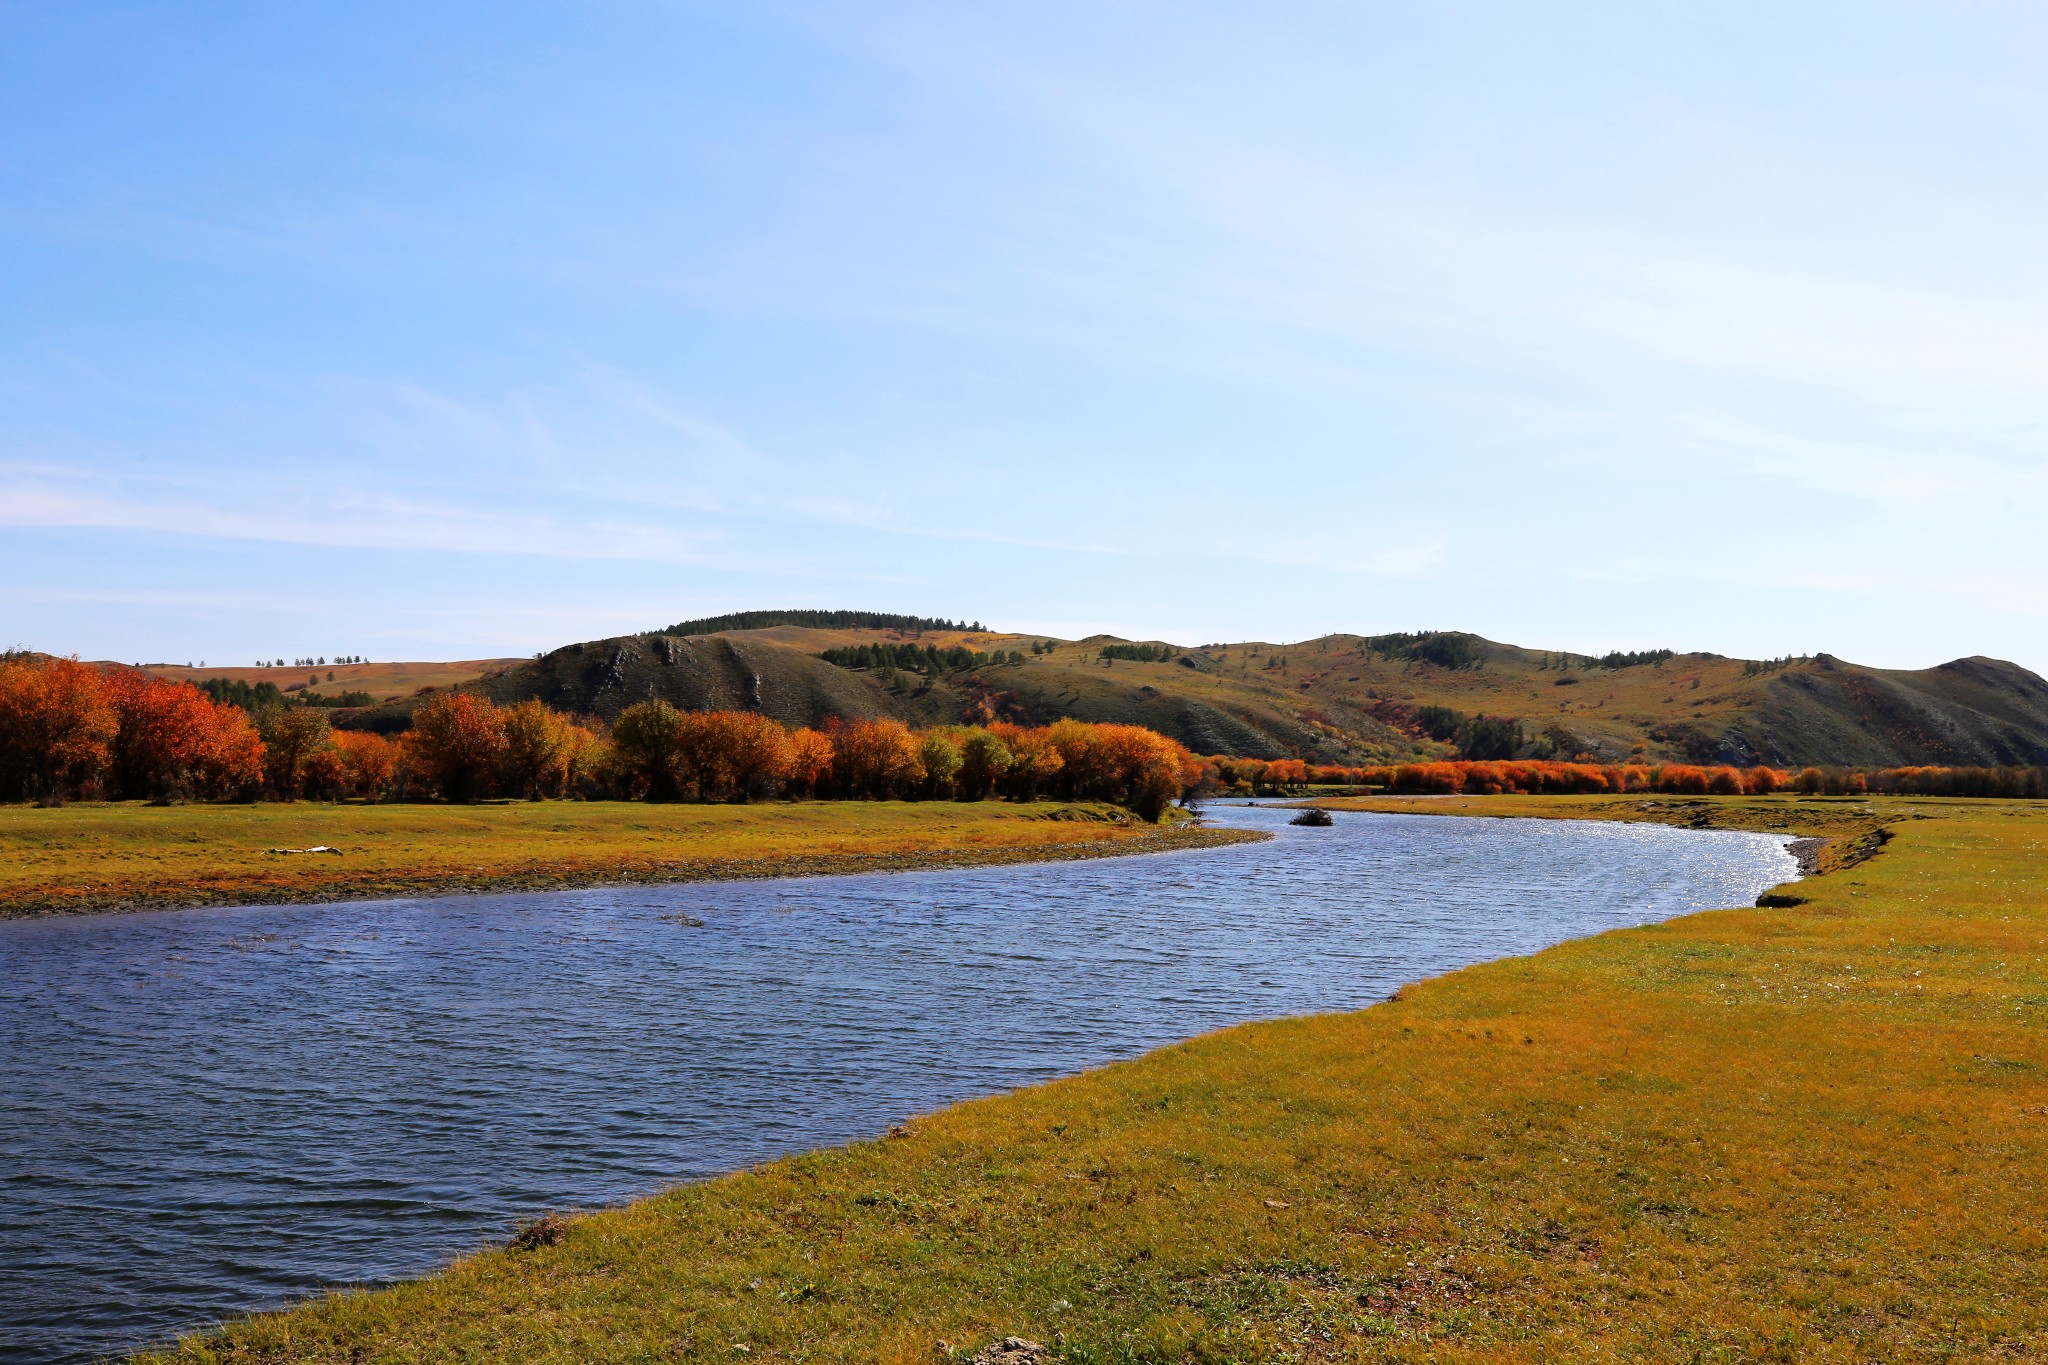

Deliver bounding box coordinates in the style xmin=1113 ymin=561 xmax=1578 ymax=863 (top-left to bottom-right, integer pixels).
xmin=1595 ymin=649 xmax=1675 ymax=669
xmin=198 ymin=678 xmax=375 ymax=711
xmin=663 ymin=609 xmax=985 ymax=637
xmin=1099 ymin=643 xmax=1177 ymax=663
xmin=1362 ymin=631 xmax=1482 ymax=670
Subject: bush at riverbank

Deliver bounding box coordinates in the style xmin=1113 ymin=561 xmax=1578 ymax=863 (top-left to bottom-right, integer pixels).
xmin=134 ymin=794 xmax=2048 ymax=1361
xmin=0 ymin=800 xmax=1260 ymax=919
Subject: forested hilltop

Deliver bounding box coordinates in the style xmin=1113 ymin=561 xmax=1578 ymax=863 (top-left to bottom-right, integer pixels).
xmin=335 ymin=617 xmax=2048 ymax=770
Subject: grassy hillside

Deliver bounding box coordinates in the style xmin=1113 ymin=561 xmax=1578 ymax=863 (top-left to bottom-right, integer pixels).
xmin=137 ymin=659 xmax=524 ymax=705
xmin=136 ymin=794 xmax=2048 ymax=1362
xmin=371 ymin=621 xmax=2048 ymax=769
xmin=0 ymin=800 xmax=1253 ymax=918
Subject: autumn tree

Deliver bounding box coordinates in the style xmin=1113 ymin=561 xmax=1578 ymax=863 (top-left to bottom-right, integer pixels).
xmin=1042 ymin=718 xmax=1109 ymax=800
xmin=561 ymin=723 xmax=614 ymax=798
xmin=916 ymin=730 xmax=962 ymax=799
xmin=100 ymin=668 xmax=265 ymax=802
xmin=190 ymin=700 xmax=265 ymax=799
xmin=993 ymin=723 xmax=1064 ymax=801
xmin=956 ymin=728 xmax=1012 ymax=800
xmin=259 ymin=707 xmax=332 ymax=800
xmin=332 ymin=730 xmax=399 ymax=800
xmin=667 ymin=711 xmax=782 ymax=801
xmin=302 ymin=744 xmax=351 ymax=800
xmin=1084 ymin=723 xmax=1189 ymax=821
xmin=613 ymin=699 xmax=687 ymax=799
xmin=500 ymin=699 xmax=573 ymax=799
xmin=708 ymin=711 xmax=791 ymax=801
xmin=782 ymin=727 xmax=834 ymax=798
xmin=830 ymin=717 xmax=923 ymax=799
xmin=406 ymin=693 xmax=507 ymax=802
xmin=0 ymin=657 xmax=117 ymax=803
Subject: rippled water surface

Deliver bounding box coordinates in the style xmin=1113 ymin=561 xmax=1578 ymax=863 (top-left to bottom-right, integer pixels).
xmin=0 ymin=804 xmax=1798 ymax=1362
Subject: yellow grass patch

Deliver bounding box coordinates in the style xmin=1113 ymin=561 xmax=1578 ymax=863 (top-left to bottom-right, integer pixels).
xmin=0 ymin=800 xmax=1254 ymax=918
xmin=135 ymin=658 xmax=521 ymax=703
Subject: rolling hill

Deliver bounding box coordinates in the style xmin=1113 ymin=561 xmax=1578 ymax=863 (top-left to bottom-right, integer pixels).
xmin=136 ymin=658 xmax=526 ymax=705
xmin=340 ymin=614 xmax=2048 ymax=769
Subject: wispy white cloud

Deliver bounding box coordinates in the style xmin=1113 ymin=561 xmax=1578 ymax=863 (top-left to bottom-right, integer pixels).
xmin=0 ymin=461 xmax=718 ymax=563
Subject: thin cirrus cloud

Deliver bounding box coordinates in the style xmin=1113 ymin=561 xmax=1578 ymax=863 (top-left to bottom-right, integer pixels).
xmin=0 ymin=463 xmax=716 ymax=564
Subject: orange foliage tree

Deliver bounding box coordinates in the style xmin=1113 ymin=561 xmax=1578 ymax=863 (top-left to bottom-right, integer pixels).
xmin=680 ymin=711 xmax=791 ymax=801
xmin=0 ymin=656 xmax=118 ymax=803
xmin=782 ymin=727 xmax=834 ymax=798
xmin=830 ymin=718 xmax=925 ymax=799
xmin=332 ymin=730 xmax=399 ymax=800
xmin=500 ymin=699 xmax=574 ymax=800
xmin=406 ymin=693 xmax=507 ymax=802
xmin=105 ymin=668 xmax=265 ymax=801
xmin=991 ymin=723 xmax=1064 ymax=800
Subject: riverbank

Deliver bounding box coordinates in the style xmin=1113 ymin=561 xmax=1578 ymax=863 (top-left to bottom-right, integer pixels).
xmin=137 ymin=794 xmax=2048 ymax=1362
xmin=0 ymin=800 xmax=1261 ymax=918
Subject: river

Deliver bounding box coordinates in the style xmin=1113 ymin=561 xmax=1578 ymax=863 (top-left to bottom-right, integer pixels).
xmin=0 ymin=803 xmax=1799 ymax=1362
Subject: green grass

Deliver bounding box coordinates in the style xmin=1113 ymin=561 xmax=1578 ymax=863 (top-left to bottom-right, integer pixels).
xmin=0 ymin=799 xmax=1253 ymax=918
xmin=130 ymin=794 xmax=2048 ymax=1361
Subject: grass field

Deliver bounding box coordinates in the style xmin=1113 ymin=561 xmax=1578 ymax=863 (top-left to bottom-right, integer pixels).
xmin=130 ymin=793 xmax=2048 ymax=1362
xmin=0 ymin=800 xmax=1254 ymax=918
xmin=135 ymin=658 xmax=522 ymax=703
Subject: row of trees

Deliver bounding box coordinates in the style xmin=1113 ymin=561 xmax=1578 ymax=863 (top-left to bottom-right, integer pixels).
xmin=1225 ymin=758 xmax=2048 ymax=799
xmin=0 ymin=657 xmax=1200 ymax=818
xmin=607 ymin=702 xmax=1194 ymax=817
xmin=196 ymin=677 xmax=376 ymax=711
xmin=0 ymin=657 xmax=267 ymax=802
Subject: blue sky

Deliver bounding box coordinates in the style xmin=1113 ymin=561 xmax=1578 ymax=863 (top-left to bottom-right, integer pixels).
xmin=3 ymin=2 xmax=2043 ymax=669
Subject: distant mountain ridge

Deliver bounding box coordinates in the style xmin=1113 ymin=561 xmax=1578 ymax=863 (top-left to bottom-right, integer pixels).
xmin=347 ymin=616 xmax=2048 ymax=769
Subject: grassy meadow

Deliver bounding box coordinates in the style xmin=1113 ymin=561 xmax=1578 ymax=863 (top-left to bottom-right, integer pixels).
xmin=138 ymin=657 xmax=524 ymax=704
xmin=0 ymin=799 xmax=1252 ymax=918
xmin=131 ymin=794 xmax=2048 ymax=1362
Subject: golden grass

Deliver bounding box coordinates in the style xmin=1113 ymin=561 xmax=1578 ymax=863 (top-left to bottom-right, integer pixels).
xmin=0 ymin=800 xmax=1254 ymax=918
xmin=134 ymin=659 xmax=522 ymax=703
xmin=136 ymin=796 xmax=2048 ymax=1362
